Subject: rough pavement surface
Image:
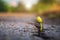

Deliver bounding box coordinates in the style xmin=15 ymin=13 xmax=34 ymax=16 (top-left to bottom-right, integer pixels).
xmin=0 ymin=14 xmax=60 ymax=40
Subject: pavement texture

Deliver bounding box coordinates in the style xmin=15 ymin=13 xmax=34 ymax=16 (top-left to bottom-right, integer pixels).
xmin=0 ymin=14 xmax=60 ymax=40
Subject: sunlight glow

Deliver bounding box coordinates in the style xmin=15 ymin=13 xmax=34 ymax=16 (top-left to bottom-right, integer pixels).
xmin=7 ymin=0 xmax=38 ymax=9
xmin=19 ymin=0 xmax=38 ymax=9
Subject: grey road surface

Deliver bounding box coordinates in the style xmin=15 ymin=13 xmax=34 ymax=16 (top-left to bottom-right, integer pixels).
xmin=0 ymin=15 xmax=60 ymax=40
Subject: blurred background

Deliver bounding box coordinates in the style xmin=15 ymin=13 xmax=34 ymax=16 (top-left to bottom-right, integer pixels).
xmin=0 ymin=0 xmax=60 ymax=18
xmin=0 ymin=0 xmax=60 ymax=12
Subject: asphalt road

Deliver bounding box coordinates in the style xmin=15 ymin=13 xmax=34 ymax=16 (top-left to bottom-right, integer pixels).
xmin=0 ymin=14 xmax=60 ymax=40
